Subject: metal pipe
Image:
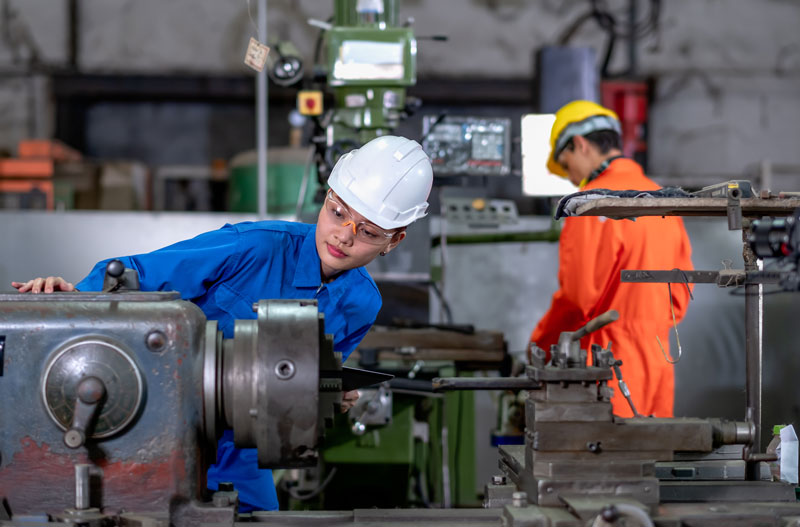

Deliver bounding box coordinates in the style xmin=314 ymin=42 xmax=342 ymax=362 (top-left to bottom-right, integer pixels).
xmin=257 ymin=0 xmax=268 ymax=218
xmin=571 ymin=309 xmax=619 ymax=342
xmin=628 ymin=0 xmax=637 ymax=76
xmin=710 ymin=418 xmax=755 ymax=446
xmin=68 ymin=0 xmax=79 ymax=70
xmin=74 ymin=464 xmax=90 ymax=510
xmin=294 ymin=147 xmax=315 ymax=219
xmin=440 ymin=397 xmax=451 ymax=508
xmin=743 ymin=228 xmax=763 ymax=480
xmin=432 ymin=376 xmax=541 ymax=392
xmin=430 ymin=228 xmax=561 ymax=247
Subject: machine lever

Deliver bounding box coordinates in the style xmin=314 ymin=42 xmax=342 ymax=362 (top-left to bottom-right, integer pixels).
xmin=102 ymin=259 xmax=141 ymax=292
xmin=572 ymin=310 xmax=619 ymax=342
xmin=64 ymin=376 xmax=106 ymax=449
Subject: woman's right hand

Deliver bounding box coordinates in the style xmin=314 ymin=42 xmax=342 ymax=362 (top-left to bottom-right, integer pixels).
xmin=11 ymin=277 xmax=76 ymax=293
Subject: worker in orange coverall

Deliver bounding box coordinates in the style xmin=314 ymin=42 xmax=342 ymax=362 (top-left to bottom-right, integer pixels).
xmin=530 ymin=100 xmax=694 ymax=418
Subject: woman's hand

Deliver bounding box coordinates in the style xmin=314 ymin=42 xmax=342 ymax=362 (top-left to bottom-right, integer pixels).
xmin=11 ymin=277 xmax=75 ymax=293
xmin=340 ymin=390 xmax=360 ymax=413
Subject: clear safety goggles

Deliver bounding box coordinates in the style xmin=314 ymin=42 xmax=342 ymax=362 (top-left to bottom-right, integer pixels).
xmin=325 ymin=190 xmax=396 ymax=245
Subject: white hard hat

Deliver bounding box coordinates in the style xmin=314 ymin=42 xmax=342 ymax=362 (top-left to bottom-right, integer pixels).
xmin=328 ymin=136 xmax=433 ymax=230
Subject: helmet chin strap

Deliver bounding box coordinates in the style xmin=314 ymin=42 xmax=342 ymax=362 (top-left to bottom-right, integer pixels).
xmin=580 ymin=155 xmax=624 ymax=188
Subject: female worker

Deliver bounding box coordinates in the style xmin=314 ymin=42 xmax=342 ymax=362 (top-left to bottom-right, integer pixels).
xmin=11 ymin=135 xmax=434 ymax=512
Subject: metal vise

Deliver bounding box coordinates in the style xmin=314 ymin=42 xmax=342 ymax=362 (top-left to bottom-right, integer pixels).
xmin=0 ymin=282 xmax=341 ymax=517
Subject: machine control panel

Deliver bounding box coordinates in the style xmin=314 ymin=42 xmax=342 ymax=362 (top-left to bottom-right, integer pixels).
xmin=422 ymin=115 xmax=511 ymax=176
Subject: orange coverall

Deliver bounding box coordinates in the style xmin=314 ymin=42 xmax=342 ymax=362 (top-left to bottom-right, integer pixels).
xmin=530 ymin=158 xmax=693 ymax=417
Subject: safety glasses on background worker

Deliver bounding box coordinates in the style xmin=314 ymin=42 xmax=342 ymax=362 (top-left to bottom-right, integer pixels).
xmin=324 ymin=189 xmax=396 ymax=245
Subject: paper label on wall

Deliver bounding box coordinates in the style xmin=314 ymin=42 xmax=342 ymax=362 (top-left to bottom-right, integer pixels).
xmin=244 ymin=37 xmax=270 ymax=72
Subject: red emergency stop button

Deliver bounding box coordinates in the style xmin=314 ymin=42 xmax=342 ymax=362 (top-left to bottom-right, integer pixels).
xmin=297 ymin=91 xmax=323 ymax=116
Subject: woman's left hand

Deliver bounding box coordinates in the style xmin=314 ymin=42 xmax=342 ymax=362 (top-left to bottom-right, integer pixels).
xmin=341 ymin=390 xmax=360 ymax=413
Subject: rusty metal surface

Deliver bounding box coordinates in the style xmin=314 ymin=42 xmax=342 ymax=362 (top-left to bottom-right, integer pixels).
xmin=5 ymin=283 xmax=800 ymax=526
xmin=219 ymin=300 xmax=333 ymax=468
xmin=560 ymin=495 xmax=649 ymax=521
xmin=660 ymin=480 xmax=797 ymax=503
xmin=620 ymin=269 xmax=788 ymax=286
xmin=0 ymin=292 xmax=180 ymax=302
xmin=530 ymin=401 xmax=613 ymax=422
xmin=42 ymin=337 xmax=144 ymax=439
xmin=529 ymin=419 xmax=721 ymax=453
xmin=0 ymin=291 xmax=343 ymax=519
xmin=483 ymin=477 xmax=517 ymax=509
xmin=574 ymin=197 xmax=800 ymax=218
xmin=656 ymin=501 xmax=800 ymax=526
xmin=249 ymin=508 xmax=503 ymax=524
xmin=502 ymin=505 xmax=577 ymax=527
xmin=255 ymin=300 xmax=321 ymax=468
xmin=492 ymin=328 xmax=770 ymax=516
xmin=432 ymin=376 xmax=540 ymax=391
xmin=0 ymin=295 xmax=207 ymax=515
xmin=358 ymin=328 xmax=505 ymax=350
xmin=351 ymin=327 xmax=507 ymax=368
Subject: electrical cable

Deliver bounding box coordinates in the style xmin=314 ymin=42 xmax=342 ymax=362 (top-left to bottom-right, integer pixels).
xmin=245 ymin=0 xmax=261 ymax=41
xmin=655 ymin=268 xmax=693 ymax=364
xmin=311 ymin=17 xmax=333 ymax=68
xmin=728 ymin=259 xmax=800 ymax=295
xmin=440 ymin=397 xmax=451 ymax=508
xmin=556 ymin=11 xmax=596 ymax=46
xmin=284 ymin=467 xmax=338 ymax=501
xmin=414 ymin=466 xmax=432 ymax=508
xmin=294 ymin=146 xmax=316 ymax=218
xmin=595 ymin=10 xmax=617 ymax=77
xmin=590 ymin=0 xmax=661 ymax=39
xmin=429 ymin=281 xmax=453 ymax=325
xmin=591 ymin=503 xmax=655 ymax=527
xmin=558 ymin=0 xmax=660 ymax=44
xmin=557 ymin=0 xmax=661 ymax=77
xmin=451 ymin=386 xmax=463 ymax=504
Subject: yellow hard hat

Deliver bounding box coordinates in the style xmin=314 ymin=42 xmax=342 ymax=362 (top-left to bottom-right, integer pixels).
xmin=548 ymin=100 xmax=621 ymax=178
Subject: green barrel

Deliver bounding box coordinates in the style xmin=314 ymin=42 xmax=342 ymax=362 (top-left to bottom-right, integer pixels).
xmin=228 ymin=147 xmax=319 ymax=214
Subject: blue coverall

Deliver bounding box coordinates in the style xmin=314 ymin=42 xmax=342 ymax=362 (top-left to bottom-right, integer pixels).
xmin=76 ymin=220 xmax=382 ymax=511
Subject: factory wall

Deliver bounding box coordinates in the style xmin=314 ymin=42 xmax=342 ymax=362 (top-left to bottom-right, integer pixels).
xmin=0 ymin=0 xmax=799 ymax=185
xmin=1 ymin=0 xmax=799 ymax=495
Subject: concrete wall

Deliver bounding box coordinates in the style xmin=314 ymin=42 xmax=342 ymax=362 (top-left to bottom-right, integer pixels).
xmin=0 ymin=0 xmax=799 ymax=184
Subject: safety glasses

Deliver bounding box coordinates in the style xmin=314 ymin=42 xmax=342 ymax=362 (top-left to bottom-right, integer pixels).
xmin=325 ymin=190 xmax=395 ymax=245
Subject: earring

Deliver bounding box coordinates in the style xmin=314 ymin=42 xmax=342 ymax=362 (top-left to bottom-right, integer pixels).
xmin=380 ymin=251 xmax=386 ymax=256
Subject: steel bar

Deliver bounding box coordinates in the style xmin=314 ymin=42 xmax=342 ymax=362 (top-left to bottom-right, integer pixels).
xmin=622 ymin=270 xmax=720 ymax=284
xmin=571 ymin=309 xmax=618 ymax=341
xmin=430 ymin=229 xmax=561 ymax=247
xmin=74 ymin=464 xmax=90 ymax=510
xmin=621 ymin=269 xmax=785 ymax=286
xmin=743 ymin=233 xmax=763 ymax=480
xmin=248 ymin=508 xmax=503 ymax=524
xmin=432 ymin=376 xmax=540 ymax=392
xmin=575 ymin=197 xmax=800 ymax=219
xmin=660 ymin=481 xmax=796 ymax=503
xmin=257 ymin=0 xmax=268 ymax=217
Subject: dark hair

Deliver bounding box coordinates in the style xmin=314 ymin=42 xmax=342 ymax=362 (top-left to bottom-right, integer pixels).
xmin=583 ymin=130 xmax=621 ymax=154
xmin=562 ymin=129 xmax=621 ymax=156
